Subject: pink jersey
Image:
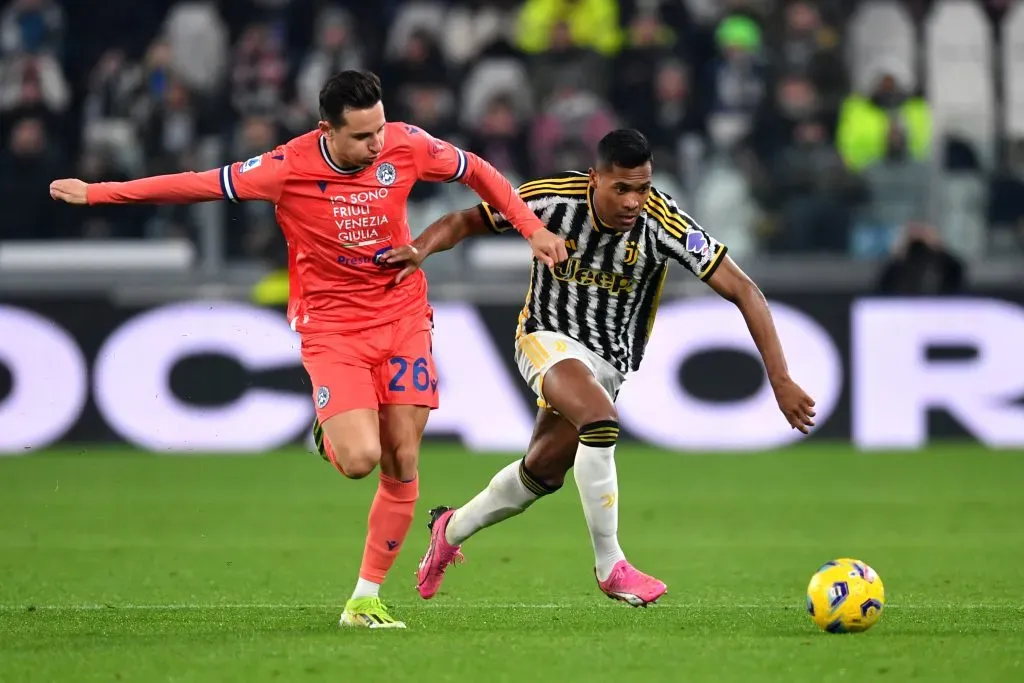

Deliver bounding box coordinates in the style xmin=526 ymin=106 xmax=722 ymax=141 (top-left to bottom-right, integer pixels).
xmin=87 ymin=122 xmax=544 ymax=332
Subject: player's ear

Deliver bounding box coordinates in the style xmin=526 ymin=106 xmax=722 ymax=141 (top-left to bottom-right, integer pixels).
xmin=317 ymin=120 xmax=333 ymax=137
xmin=588 ymin=167 xmax=598 ymax=186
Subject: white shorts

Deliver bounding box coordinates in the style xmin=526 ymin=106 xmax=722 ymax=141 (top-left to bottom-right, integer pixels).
xmin=514 ymin=331 xmax=626 ymax=410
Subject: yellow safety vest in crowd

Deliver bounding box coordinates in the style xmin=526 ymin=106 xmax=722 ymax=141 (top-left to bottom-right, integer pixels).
xmin=517 ymin=0 xmax=623 ymax=55
xmin=836 ymin=95 xmax=931 ymax=172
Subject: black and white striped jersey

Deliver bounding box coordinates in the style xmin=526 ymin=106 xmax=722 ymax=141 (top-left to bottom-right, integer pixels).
xmin=478 ymin=171 xmax=728 ymax=374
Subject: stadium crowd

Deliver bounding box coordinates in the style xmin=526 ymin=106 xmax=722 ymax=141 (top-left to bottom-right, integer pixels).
xmin=1 ymin=0 xmax=1022 ymax=265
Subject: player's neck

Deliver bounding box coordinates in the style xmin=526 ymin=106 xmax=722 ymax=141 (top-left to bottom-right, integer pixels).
xmin=324 ymin=140 xmax=365 ymax=173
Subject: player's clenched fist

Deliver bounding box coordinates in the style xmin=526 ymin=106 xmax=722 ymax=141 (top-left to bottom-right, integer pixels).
xmin=527 ymin=230 xmax=568 ymax=268
xmin=50 ymin=178 xmax=89 ymax=205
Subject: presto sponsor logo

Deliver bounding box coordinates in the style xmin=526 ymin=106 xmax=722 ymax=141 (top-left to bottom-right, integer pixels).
xmin=337 ymin=246 xmax=395 ymax=268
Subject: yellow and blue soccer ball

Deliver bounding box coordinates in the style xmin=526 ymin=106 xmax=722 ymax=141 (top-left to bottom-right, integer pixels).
xmin=806 ymin=558 xmax=885 ymax=633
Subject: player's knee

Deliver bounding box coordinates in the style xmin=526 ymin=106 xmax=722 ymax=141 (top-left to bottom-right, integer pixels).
xmin=578 ymin=418 xmax=621 ymax=449
xmin=572 ymin=399 xmax=618 ymax=429
xmin=383 ymin=445 xmax=420 ymax=483
xmin=334 ymin=444 xmax=381 ymax=480
xmin=518 ymin=457 xmax=563 ymax=496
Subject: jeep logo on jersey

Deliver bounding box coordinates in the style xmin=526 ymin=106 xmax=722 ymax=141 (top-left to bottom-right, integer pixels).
xmin=376 ymin=162 xmax=397 ymax=186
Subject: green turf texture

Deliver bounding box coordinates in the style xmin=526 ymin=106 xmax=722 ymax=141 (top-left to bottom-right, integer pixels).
xmin=1 ymin=443 xmax=1022 ymax=682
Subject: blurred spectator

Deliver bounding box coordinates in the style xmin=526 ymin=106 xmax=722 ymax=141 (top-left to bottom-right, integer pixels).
xmin=854 ymin=123 xmax=930 ymax=258
xmin=130 ymin=38 xmax=173 ymax=126
xmin=531 ymin=78 xmax=619 ymax=175
xmin=384 ymin=2 xmax=449 ymax=62
xmin=836 ymin=60 xmax=931 ymax=172
xmin=138 ymin=78 xmax=199 ymax=176
xmin=0 ymin=0 xmax=64 ymax=56
xmin=611 ymin=11 xmax=676 ymax=119
xmin=746 ymin=72 xmax=819 ymax=169
xmin=0 ymin=50 xmax=69 ymax=121
xmin=465 ymin=95 xmax=530 ymax=182
xmin=517 ymin=0 xmax=624 ymax=56
xmin=81 ymin=49 xmax=143 ymax=175
xmin=459 ymin=44 xmax=534 ymax=130
xmin=162 ymin=1 xmax=227 ymax=96
xmin=756 ymin=117 xmax=865 ymax=252
xmin=295 ymin=7 xmax=365 ymax=119
xmin=230 ymin=22 xmax=288 ymax=118
xmin=704 ymin=14 xmax=769 ymax=150
xmin=878 ymin=223 xmax=965 ymax=295
xmin=772 ymin=0 xmax=846 ymax=115
xmin=381 ymin=28 xmax=451 ymax=120
xmin=1 ymin=0 xmax=1016 ymax=261
xmin=632 ymin=59 xmax=704 ymax=173
xmin=443 ymin=0 xmax=521 ymax=67
xmin=527 ymin=17 xmax=609 ymax=103
xmin=0 ymin=117 xmax=60 ymax=239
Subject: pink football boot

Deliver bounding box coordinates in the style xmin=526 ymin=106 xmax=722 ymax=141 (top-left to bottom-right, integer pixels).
xmin=596 ymin=560 xmax=667 ymax=607
xmin=416 ymin=506 xmax=464 ymax=599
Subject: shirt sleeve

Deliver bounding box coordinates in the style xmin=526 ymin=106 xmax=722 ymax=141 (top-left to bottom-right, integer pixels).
xmin=408 ymin=125 xmax=545 ymax=238
xmin=407 ymin=125 xmax=468 ymax=183
xmin=87 ymin=147 xmax=287 ymax=205
xmin=647 ymin=189 xmax=728 ymax=282
xmin=218 ymin=147 xmax=288 ymax=203
xmin=477 ymin=177 xmax=557 ymax=235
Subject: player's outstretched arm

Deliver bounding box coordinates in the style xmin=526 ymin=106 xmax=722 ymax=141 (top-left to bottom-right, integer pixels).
xmin=410 ymin=130 xmax=567 ymax=266
xmin=50 ymin=151 xmax=285 ymax=206
xmin=456 ymin=155 xmax=567 ymax=265
xmin=380 ymin=207 xmax=488 ymax=284
xmin=706 ymin=257 xmax=817 ymax=434
xmin=51 ymin=169 xmax=228 ymax=206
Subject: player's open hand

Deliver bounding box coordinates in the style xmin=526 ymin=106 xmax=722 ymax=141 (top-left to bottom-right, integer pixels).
xmin=378 ymin=245 xmax=425 ymax=285
xmin=49 ymin=178 xmax=89 ymax=205
xmin=772 ymin=377 xmax=816 ymax=434
xmin=528 ymin=230 xmax=568 ymax=268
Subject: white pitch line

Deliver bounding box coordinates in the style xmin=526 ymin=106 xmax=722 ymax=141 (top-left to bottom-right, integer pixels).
xmin=0 ymin=602 xmax=1018 ymax=612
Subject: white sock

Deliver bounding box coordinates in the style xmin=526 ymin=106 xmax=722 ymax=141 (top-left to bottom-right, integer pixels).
xmin=445 ymin=459 xmax=543 ymax=546
xmin=574 ymin=430 xmax=626 ymax=582
xmin=350 ymin=577 xmax=380 ymax=600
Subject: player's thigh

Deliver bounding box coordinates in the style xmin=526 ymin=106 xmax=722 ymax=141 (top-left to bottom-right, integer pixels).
xmin=302 ymin=336 xmax=382 ymax=478
xmin=374 ymin=314 xmax=439 ymax=411
xmin=516 ymin=332 xmax=617 ymax=429
xmin=522 ymin=408 xmax=581 ymax=486
xmin=374 ymin=313 xmax=436 ymax=480
xmin=378 ymin=404 xmax=430 ymax=481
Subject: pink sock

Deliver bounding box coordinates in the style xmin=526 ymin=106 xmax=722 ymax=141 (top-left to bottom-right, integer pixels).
xmin=358 ymin=473 xmax=418 ymax=583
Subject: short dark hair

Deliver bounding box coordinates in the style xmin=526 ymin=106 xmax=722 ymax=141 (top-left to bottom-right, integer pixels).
xmin=319 ymin=70 xmax=383 ymax=127
xmin=596 ymin=129 xmax=653 ymax=169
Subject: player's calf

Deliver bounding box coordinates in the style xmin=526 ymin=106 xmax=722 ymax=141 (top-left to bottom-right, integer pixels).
xmin=573 ymin=419 xmax=629 ymax=582
xmin=417 ymin=458 xmax=562 ymax=599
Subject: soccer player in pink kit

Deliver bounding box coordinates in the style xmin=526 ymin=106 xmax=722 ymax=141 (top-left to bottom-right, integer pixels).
xmin=50 ymin=70 xmax=567 ymax=629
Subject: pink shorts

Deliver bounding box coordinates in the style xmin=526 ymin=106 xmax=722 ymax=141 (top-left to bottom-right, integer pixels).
xmin=301 ymin=312 xmax=439 ymax=421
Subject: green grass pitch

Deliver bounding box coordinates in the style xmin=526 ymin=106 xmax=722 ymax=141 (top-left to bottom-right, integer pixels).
xmin=1 ymin=443 xmax=1023 ymax=682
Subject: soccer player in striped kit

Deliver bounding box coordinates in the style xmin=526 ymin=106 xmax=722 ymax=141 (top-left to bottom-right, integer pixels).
xmin=384 ymin=129 xmax=815 ymax=607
